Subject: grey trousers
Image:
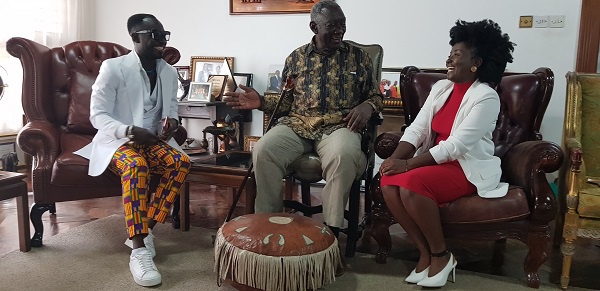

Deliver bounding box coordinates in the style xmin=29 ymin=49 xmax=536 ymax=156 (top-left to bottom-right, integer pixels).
xmin=252 ymin=125 xmax=366 ymax=227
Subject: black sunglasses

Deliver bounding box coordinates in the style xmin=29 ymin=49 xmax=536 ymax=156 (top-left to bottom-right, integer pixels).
xmin=132 ymin=29 xmax=171 ymax=41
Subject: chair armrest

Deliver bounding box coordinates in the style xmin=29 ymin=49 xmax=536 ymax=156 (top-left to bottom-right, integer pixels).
xmin=502 ymin=140 xmax=563 ymax=223
xmin=564 ymin=137 xmax=583 ymax=173
xmin=374 ymin=131 xmax=404 ymax=159
xmin=6 ymin=37 xmax=53 ymax=121
xmin=17 ymin=121 xmax=60 ymax=169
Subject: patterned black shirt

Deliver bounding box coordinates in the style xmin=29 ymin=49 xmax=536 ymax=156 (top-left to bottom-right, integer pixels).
xmin=262 ymin=39 xmax=383 ymax=140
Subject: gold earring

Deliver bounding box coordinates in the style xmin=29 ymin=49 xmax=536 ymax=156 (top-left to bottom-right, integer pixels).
xmin=470 ymin=66 xmax=477 ymax=73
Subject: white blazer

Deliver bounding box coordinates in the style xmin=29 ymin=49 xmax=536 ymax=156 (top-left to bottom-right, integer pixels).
xmin=401 ymin=79 xmax=508 ymax=198
xmin=75 ymin=52 xmax=182 ymax=176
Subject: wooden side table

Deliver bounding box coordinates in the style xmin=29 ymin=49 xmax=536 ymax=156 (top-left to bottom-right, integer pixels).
xmin=0 ymin=171 xmax=30 ymax=252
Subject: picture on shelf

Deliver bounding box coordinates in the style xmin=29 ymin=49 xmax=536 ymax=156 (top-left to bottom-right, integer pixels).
xmin=190 ymin=56 xmax=234 ymax=83
xmin=381 ymin=68 xmax=402 ymax=99
xmin=175 ymin=66 xmax=190 ymax=100
xmin=233 ymin=73 xmax=253 ymax=90
xmin=220 ymin=59 xmax=237 ymax=94
xmin=266 ymin=64 xmax=284 ymax=93
xmin=207 ymin=74 xmax=228 ymax=101
xmin=244 ymin=136 xmax=261 ymax=152
xmin=187 ymin=82 xmax=212 ymax=102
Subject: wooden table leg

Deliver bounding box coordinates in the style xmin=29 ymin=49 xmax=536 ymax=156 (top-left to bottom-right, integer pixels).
xmin=16 ymin=181 xmax=30 ymax=252
xmin=180 ymin=182 xmax=190 ymax=231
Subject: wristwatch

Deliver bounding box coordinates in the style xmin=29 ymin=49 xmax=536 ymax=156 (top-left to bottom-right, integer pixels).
xmin=126 ymin=126 xmax=135 ymax=140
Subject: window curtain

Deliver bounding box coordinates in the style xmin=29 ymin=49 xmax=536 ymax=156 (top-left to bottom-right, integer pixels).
xmin=0 ymin=0 xmax=95 ymax=134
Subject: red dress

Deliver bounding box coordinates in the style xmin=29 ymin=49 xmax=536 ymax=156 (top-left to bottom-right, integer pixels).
xmin=380 ymin=82 xmax=477 ymax=205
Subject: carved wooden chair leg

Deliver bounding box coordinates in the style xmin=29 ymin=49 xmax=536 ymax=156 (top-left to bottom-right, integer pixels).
xmin=523 ymin=231 xmax=548 ymax=288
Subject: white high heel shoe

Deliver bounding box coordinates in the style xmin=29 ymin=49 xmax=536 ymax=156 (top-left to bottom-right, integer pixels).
xmin=417 ymin=251 xmax=457 ymax=287
xmin=405 ymin=266 xmax=429 ymax=283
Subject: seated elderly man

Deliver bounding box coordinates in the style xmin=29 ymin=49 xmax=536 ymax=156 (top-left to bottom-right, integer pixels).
xmin=223 ymin=1 xmax=382 ymax=235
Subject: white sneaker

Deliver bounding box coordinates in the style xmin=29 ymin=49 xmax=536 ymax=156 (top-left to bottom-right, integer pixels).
xmin=129 ymin=248 xmax=161 ymax=287
xmin=125 ymin=231 xmax=155 ymax=257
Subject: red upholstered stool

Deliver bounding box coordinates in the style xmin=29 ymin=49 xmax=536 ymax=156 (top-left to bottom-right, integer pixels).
xmin=214 ymin=213 xmax=342 ymax=291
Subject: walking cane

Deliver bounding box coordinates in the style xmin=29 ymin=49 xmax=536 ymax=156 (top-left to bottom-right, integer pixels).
xmin=223 ymin=76 xmax=296 ymax=223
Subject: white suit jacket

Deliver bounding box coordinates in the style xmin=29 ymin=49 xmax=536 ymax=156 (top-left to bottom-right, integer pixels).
xmin=75 ymin=52 xmax=182 ymax=176
xmin=401 ymin=79 xmax=508 ymax=198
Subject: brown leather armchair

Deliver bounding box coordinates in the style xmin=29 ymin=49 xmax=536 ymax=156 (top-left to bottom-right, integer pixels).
xmin=370 ymin=66 xmax=563 ymax=288
xmin=6 ymin=37 xmax=187 ymax=247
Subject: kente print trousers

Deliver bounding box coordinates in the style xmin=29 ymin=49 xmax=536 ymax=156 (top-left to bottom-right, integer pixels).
xmin=109 ymin=142 xmax=191 ymax=238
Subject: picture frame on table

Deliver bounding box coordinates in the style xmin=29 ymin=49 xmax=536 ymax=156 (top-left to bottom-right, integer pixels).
xmin=187 ymin=82 xmax=213 ymax=102
xmin=266 ymin=64 xmax=284 ymax=93
xmin=174 ymin=66 xmax=190 ymax=100
xmin=244 ymin=136 xmax=261 ymax=152
xmin=190 ymin=56 xmax=234 ymax=83
xmin=233 ymin=73 xmax=253 ymax=89
xmin=381 ymin=67 xmax=403 ymax=115
xmin=230 ymin=0 xmax=325 ymax=15
xmin=207 ymin=74 xmax=228 ymax=101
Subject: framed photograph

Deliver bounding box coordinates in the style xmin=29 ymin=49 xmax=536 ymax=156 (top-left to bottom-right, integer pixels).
xmin=266 ymin=64 xmax=284 ymax=93
xmin=262 ymin=92 xmax=279 ymax=133
xmin=381 ymin=67 xmax=403 ymax=115
xmin=190 ymin=56 xmax=234 ymax=83
xmin=230 ymin=0 xmax=326 ymax=15
xmin=175 ymin=66 xmax=190 ymax=80
xmin=187 ymin=82 xmax=213 ymax=102
xmin=244 ymin=135 xmax=261 ymax=152
xmin=233 ymin=73 xmax=253 ymax=89
xmin=207 ymin=74 xmax=228 ymax=101
xmin=175 ymin=66 xmax=190 ymax=100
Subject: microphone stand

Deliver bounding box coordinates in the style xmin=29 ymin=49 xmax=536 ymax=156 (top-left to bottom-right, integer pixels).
xmin=223 ymin=76 xmax=295 ymax=223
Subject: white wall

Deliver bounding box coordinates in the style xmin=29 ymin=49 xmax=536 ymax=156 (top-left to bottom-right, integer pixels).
xmin=94 ymin=0 xmax=582 ymax=149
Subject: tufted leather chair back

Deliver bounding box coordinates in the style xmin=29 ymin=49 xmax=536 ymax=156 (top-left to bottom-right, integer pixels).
xmin=28 ymin=41 xmax=180 ymax=135
xmin=399 ymin=66 xmax=554 ymax=159
xmin=51 ymin=42 xmax=129 ymax=134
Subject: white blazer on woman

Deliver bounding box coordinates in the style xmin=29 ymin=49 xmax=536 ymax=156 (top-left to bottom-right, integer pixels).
xmin=75 ymin=52 xmax=182 ymax=177
xmin=400 ymin=79 xmax=508 ymax=198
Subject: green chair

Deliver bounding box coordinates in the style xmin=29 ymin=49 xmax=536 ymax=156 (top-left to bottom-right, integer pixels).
xmin=557 ymin=72 xmax=600 ymax=290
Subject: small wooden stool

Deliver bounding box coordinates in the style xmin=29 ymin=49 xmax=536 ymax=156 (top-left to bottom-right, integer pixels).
xmin=0 ymin=171 xmax=30 ymax=252
xmin=214 ymin=213 xmax=341 ymax=291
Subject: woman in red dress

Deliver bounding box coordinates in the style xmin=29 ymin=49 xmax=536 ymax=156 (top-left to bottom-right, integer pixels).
xmin=378 ymin=19 xmax=515 ymax=288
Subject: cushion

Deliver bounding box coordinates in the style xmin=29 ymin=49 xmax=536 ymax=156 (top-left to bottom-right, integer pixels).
xmin=51 ymin=133 xmax=119 ymax=186
xmin=440 ymin=186 xmax=530 ymax=224
xmin=214 ymin=213 xmax=341 ymax=291
xmin=289 ymin=153 xmax=323 ymax=183
xmin=66 ymin=70 xmax=97 ymax=135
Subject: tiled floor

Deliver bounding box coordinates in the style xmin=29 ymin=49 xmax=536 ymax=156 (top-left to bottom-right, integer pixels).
xmin=0 ymin=175 xmax=598 ymax=290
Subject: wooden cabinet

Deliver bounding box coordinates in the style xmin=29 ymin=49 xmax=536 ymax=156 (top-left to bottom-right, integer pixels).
xmin=177 ymin=101 xmax=250 ymax=152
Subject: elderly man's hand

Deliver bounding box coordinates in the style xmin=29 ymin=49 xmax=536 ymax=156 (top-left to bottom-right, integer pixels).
xmin=222 ymin=85 xmax=262 ymax=110
xmin=343 ymin=102 xmax=374 ymax=132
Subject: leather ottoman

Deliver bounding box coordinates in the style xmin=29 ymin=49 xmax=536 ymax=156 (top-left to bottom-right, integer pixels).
xmin=214 ymin=213 xmax=341 ymax=291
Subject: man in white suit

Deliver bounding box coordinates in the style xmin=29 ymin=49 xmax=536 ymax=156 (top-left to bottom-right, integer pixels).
xmin=75 ymin=13 xmax=190 ymax=287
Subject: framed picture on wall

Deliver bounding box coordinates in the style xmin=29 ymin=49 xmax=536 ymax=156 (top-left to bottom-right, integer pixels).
xmin=190 ymin=56 xmax=234 ymax=83
xmin=230 ymin=0 xmax=326 ymax=15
